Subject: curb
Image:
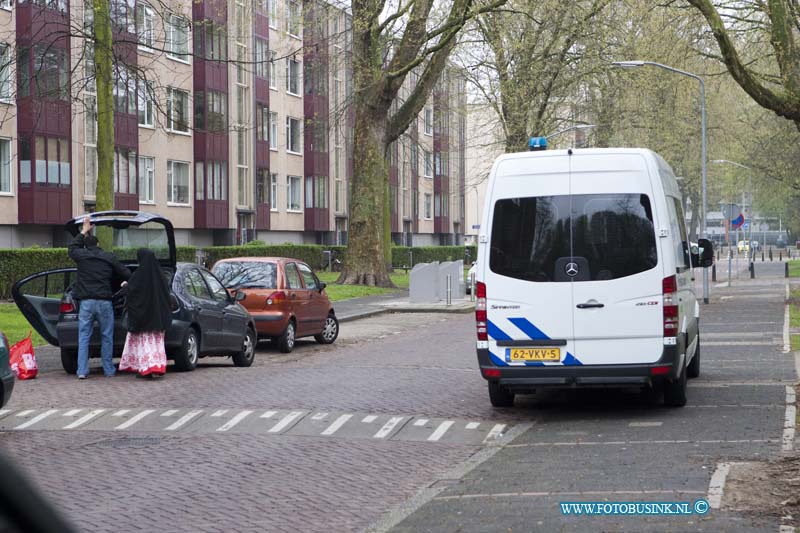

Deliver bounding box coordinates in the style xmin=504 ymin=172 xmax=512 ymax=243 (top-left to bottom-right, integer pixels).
xmin=338 ymin=309 xmax=387 ymax=323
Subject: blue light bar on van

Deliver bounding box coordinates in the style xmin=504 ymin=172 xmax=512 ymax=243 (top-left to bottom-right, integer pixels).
xmin=528 ymin=137 xmax=547 ymax=151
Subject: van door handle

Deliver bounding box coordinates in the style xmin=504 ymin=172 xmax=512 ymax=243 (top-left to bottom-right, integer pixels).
xmin=576 ymin=302 xmax=604 ymax=309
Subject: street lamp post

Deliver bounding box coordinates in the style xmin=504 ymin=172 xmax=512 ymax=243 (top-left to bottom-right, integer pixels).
xmin=612 ymin=60 xmax=708 ymax=304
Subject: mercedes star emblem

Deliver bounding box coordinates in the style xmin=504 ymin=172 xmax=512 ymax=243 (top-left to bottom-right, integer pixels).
xmin=565 ymin=262 xmax=579 ymax=277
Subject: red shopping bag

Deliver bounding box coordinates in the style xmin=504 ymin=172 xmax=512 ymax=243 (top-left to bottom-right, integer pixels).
xmin=9 ymin=333 xmax=37 ymax=380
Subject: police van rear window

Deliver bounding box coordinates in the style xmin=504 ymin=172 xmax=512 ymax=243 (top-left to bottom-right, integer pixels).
xmin=489 ymin=194 xmax=657 ymax=282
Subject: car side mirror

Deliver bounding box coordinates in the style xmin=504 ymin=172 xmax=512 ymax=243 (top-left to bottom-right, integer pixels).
xmin=234 ymin=290 xmax=246 ymax=302
xmin=318 ymin=282 xmax=327 ymax=292
xmin=693 ymin=238 xmax=714 ymax=268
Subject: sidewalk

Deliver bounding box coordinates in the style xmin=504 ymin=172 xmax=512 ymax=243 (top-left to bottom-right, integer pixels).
xmin=334 ymin=289 xmax=474 ymax=323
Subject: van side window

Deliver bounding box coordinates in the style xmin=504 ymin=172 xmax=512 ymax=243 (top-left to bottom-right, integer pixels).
xmin=489 ymin=194 xmax=657 ymax=282
xmin=667 ymin=198 xmax=690 ymax=271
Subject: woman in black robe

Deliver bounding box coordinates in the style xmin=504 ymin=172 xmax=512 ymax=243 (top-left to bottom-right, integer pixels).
xmin=118 ymin=248 xmax=172 ymax=378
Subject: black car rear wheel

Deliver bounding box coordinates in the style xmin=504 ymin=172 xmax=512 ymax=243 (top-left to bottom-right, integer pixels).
xmin=173 ymin=328 xmax=199 ymax=372
xmin=232 ymin=328 xmax=256 ymax=367
xmin=60 ymin=349 xmax=78 ymax=375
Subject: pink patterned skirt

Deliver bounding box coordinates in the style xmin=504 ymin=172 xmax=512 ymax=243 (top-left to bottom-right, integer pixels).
xmin=119 ymin=331 xmax=167 ymax=376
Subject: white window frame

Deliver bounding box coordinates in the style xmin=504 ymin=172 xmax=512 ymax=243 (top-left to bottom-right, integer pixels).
xmin=286 ymin=116 xmax=302 ymax=154
xmin=136 ymin=3 xmax=155 ymax=51
xmin=137 ymin=79 xmax=154 ymax=128
xmin=268 ymin=0 xmax=278 ymax=28
xmin=268 ymin=51 xmax=278 ymax=90
xmin=424 ymin=193 xmax=432 ymax=220
xmin=166 ymin=87 xmax=190 ymax=135
xmin=423 ymin=107 xmax=433 ymax=136
xmin=166 ymin=13 xmax=190 ymax=63
xmin=167 ymin=160 xmax=190 ymax=206
xmin=0 ymin=44 xmax=11 ymax=102
xmin=138 ymin=155 xmax=155 ymax=204
xmin=269 ymin=112 xmax=278 ymax=150
xmin=286 ymin=57 xmax=300 ymax=96
xmin=0 ymin=0 xmax=11 ymax=11
xmin=423 ymin=149 xmax=433 ymax=178
xmin=270 ymin=172 xmax=278 ymax=211
xmin=287 ymin=174 xmax=302 ymax=212
xmin=0 ymin=138 xmax=11 ymax=195
xmin=286 ymin=0 xmax=301 ymax=38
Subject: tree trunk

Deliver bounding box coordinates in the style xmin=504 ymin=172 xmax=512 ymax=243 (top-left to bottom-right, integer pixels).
xmin=93 ymin=0 xmax=114 ymax=249
xmin=339 ymin=115 xmax=394 ymax=287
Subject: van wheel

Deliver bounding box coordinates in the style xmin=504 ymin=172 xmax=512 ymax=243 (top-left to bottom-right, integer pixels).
xmin=663 ymin=366 xmax=687 ymax=407
xmin=488 ymin=381 xmax=515 ymax=407
xmin=60 ymin=349 xmax=78 ymax=375
xmin=173 ymin=328 xmax=199 ymax=372
xmin=687 ymin=338 xmax=701 ymax=379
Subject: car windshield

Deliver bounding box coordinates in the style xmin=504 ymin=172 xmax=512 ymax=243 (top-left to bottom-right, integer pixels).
xmin=212 ymin=262 xmax=278 ymax=289
xmin=108 ymin=222 xmax=171 ymax=264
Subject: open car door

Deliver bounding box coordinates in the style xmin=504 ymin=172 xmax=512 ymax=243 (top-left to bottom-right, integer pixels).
xmin=11 ymin=268 xmax=77 ymax=347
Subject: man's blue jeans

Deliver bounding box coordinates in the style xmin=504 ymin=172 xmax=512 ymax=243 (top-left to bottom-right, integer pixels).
xmin=77 ymin=299 xmax=115 ymax=377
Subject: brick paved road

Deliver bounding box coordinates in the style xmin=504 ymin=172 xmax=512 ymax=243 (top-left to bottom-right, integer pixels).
xmin=1 ymin=312 xmax=515 ymax=532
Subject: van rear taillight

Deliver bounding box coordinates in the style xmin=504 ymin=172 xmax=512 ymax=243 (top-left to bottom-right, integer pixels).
xmin=59 ymin=301 xmax=75 ymax=314
xmin=475 ymin=282 xmax=487 ymax=341
xmin=662 ymin=275 xmax=678 ymax=338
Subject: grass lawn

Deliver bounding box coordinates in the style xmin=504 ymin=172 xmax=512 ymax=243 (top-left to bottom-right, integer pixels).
xmin=0 ymin=302 xmax=46 ymax=347
xmin=792 ymin=334 xmax=800 ymax=352
xmin=790 ymin=288 xmax=800 ymax=329
xmin=788 ymin=260 xmax=800 ymax=278
xmin=317 ymin=271 xmax=409 ymax=302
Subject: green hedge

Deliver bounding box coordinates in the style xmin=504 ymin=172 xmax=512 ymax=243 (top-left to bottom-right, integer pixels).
xmin=0 ymin=243 xmax=477 ymax=300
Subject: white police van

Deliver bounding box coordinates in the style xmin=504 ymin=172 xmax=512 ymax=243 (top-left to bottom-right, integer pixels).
xmin=474 ymin=144 xmax=713 ymax=408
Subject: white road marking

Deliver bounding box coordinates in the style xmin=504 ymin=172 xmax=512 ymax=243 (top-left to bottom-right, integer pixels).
xmin=427 ymin=421 xmax=454 ymax=442
xmin=362 ymin=415 xmax=377 ymax=423
xmin=311 ymin=412 xmax=328 ymax=421
xmin=211 ymin=409 xmax=228 ymax=417
xmin=714 ymin=282 xmax=729 ymax=288
xmin=63 ymin=409 xmax=83 ymax=417
xmin=779 ymin=526 xmax=796 ymax=533
xmin=321 ymin=414 xmax=352 ymax=436
xmin=260 ymin=411 xmax=277 ymax=419
xmin=161 ymin=409 xmax=178 ymax=417
xmin=0 ymin=409 xmax=11 ymax=417
xmin=784 ymin=288 xmax=791 ymax=353
xmin=15 ymin=410 xmax=58 ymax=430
xmin=413 ymin=419 xmax=429 ymax=427
xmin=216 ymin=410 xmax=253 ymax=432
xmin=707 ymin=462 xmax=732 ymax=509
xmin=16 ymin=410 xmax=34 ymax=417
xmin=114 ymin=409 xmax=155 ymax=430
xmin=434 ymin=489 xmax=706 ymax=501
xmin=465 ymin=422 xmax=480 ymax=430
xmin=483 ymin=424 xmax=506 ymax=443
xmin=783 ymin=386 xmax=796 ymax=452
xmin=63 ymin=409 xmax=106 ymax=430
xmin=703 ymin=341 xmax=776 ymax=346
xmin=506 ymin=439 xmax=776 ymax=448
xmin=629 ymin=421 xmax=663 ymax=427
xmin=165 ymin=410 xmax=203 ymax=431
xmin=112 ymin=409 xmax=130 ymax=417
xmin=268 ymin=411 xmax=304 ymax=433
xmin=373 ymin=417 xmax=404 ymax=439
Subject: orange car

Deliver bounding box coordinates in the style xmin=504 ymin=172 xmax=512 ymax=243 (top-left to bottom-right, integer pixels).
xmin=212 ymin=257 xmax=339 ymax=353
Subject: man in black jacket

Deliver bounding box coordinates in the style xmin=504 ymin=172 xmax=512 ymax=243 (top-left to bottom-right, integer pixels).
xmin=68 ymin=217 xmax=131 ymax=379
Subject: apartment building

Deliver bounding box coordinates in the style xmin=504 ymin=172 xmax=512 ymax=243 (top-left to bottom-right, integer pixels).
xmin=0 ymin=0 xmax=466 ymax=248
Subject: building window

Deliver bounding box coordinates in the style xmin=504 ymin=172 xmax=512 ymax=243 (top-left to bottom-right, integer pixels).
xmin=0 ymin=138 xmax=10 ymax=194
xmin=111 ymin=0 xmax=135 ymax=33
xmin=270 ymin=173 xmax=278 ymax=211
xmin=201 ymin=22 xmax=227 ymax=61
xmin=136 ymin=3 xmax=154 ymax=48
xmin=287 ymin=175 xmax=301 ymax=211
xmin=286 ymin=0 xmax=301 ymax=37
xmin=316 ymin=176 xmax=328 ymax=208
xmin=305 ymin=176 xmax=313 ymax=208
xmin=256 ymin=104 xmax=269 ymax=142
xmin=334 ymin=178 xmax=344 ymax=213
xmin=286 ymin=57 xmax=300 ymax=95
xmin=268 ymin=0 xmax=278 ymax=27
xmin=113 ymin=148 xmax=137 ymax=195
xmin=84 ymin=146 xmax=97 ymax=196
xmin=0 ymin=44 xmax=10 ymax=101
xmin=137 ymin=80 xmax=154 ymax=127
xmin=34 ymin=136 xmax=70 ymax=185
xmin=424 ymin=193 xmax=432 ymax=219
xmin=167 ymin=160 xmax=190 ymax=204
xmin=256 ymin=169 xmax=269 ymax=205
xmin=204 ymin=160 xmax=227 ymax=201
xmin=166 ymin=88 xmax=189 ymax=133
xmin=269 ymin=51 xmax=277 ymax=89
xmin=206 ymin=90 xmax=227 ymax=131
xmin=237 ymin=167 xmax=249 ymax=207
xmin=166 ymin=13 xmax=190 ymax=62
xmin=269 ymin=112 xmax=278 ymax=150
xmin=195 ymin=161 xmax=204 ymax=200
xmin=423 ymin=149 xmax=433 ymax=178
xmin=0 ymin=0 xmax=11 ymax=10
xmin=424 ymin=107 xmax=433 ymax=135
xmin=85 ymin=95 xmax=97 ymax=145
xmin=20 ymin=45 xmax=69 ymax=99
xmin=286 ymin=117 xmax=301 ymax=154
xmin=139 ymin=156 xmax=154 ymax=203
xmin=113 ymin=65 xmax=137 ymax=115
xmin=255 ymin=39 xmax=269 ymax=79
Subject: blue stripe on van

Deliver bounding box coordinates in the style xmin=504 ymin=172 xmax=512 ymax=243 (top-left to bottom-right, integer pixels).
xmin=508 ymin=317 xmax=550 ymax=340
xmin=562 ymin=352 xmax=582 ymax=366
xmin=488 ymin=351 xmax=508 ymax=366
xmin=487 ymin=320 xmax=512 ymax=341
